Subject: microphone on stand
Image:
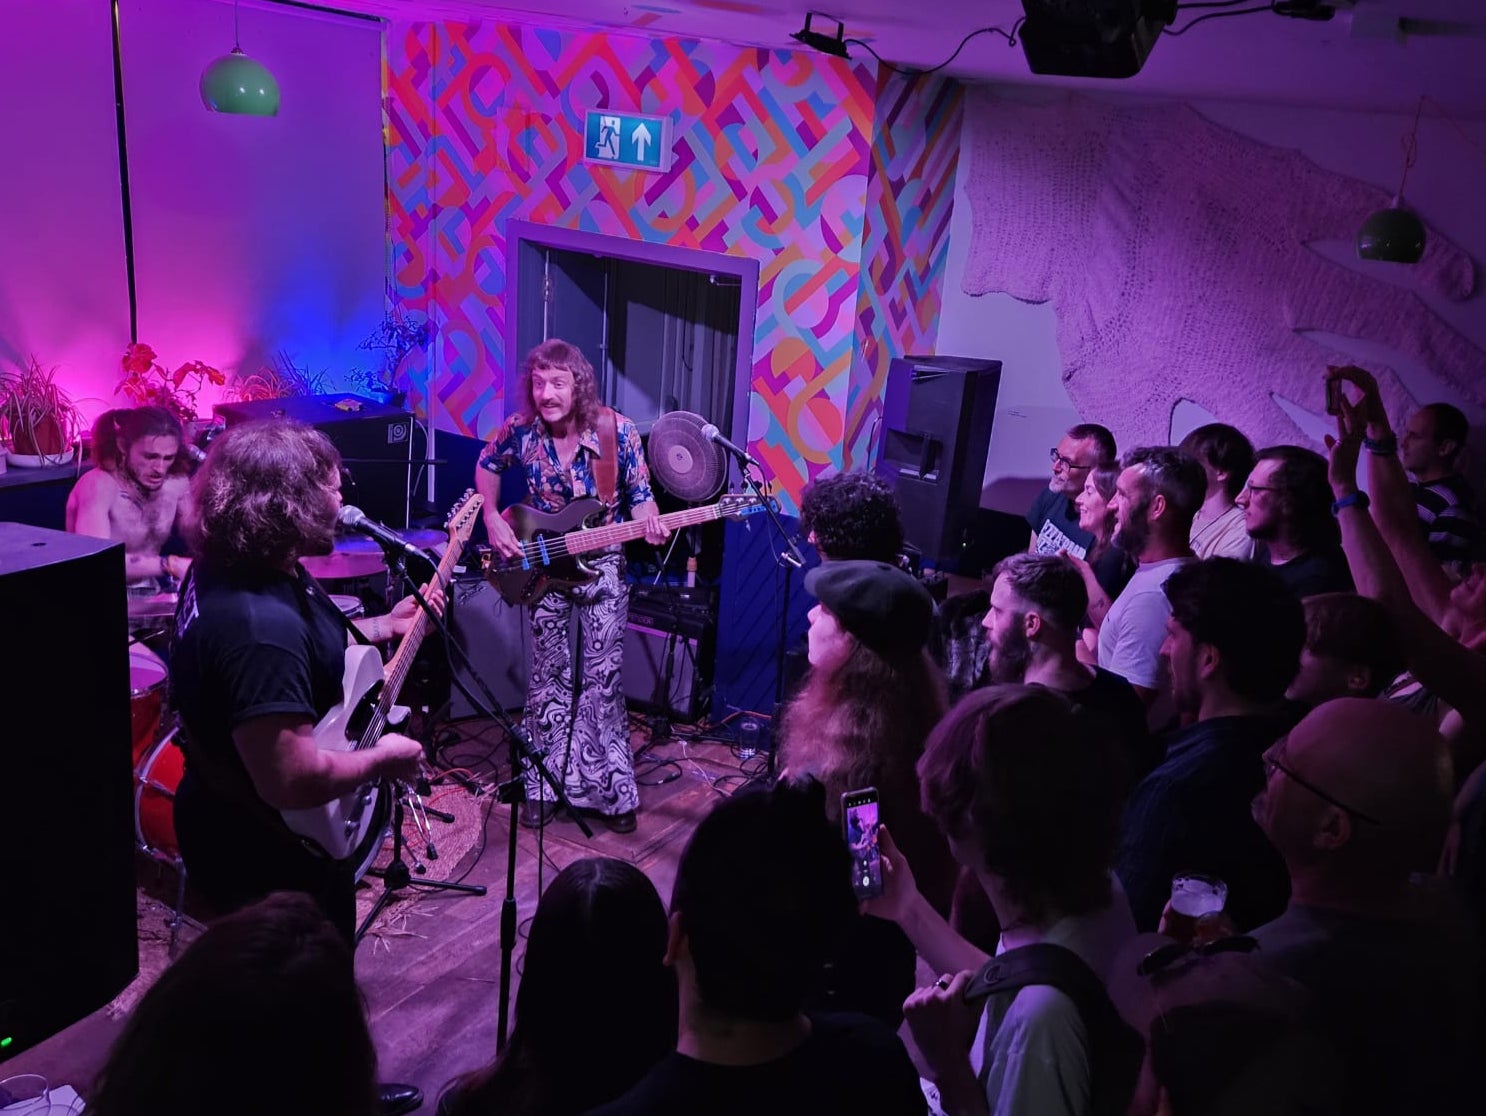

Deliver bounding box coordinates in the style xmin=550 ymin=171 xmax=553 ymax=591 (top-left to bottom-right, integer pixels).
xmin=700 ymin=423 xmax=760 ymax=469
xmin=337 ymin=505 xmax=439 ymax=568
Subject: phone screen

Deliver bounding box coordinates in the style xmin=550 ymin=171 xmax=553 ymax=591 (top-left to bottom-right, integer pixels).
xmin=1326 ymin=376 xmax=1343 ymax=415
xmin=842 ymin=787 xmax=883 ymax=901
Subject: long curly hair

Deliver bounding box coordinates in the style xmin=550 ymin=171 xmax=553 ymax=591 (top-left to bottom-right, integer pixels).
xmin=778 ymin=638 xmax=956 ymax=912
xmin=182 ymin=419 xmax=342 ymax=571
xmin=518 ymin=338 xmax=602 ymax=433
xmin=91 ymin=406 xmax=188 ymax=475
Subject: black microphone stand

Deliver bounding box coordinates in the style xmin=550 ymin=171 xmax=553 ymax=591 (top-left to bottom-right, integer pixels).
xmin=718 ymin=446 xmax=803 ymax=785
xmin=381 ymin=532 xmax=591 ymax=1055
xmin=355 ymin=551 xmax=488 ymax=947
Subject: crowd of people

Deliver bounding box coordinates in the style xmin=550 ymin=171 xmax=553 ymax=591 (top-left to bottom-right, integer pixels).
xmin=70 ymin=354 xmax=1485 ymax=1115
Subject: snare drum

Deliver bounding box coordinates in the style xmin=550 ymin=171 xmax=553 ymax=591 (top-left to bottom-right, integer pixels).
xmin=129 ymin=641 xmax=170 ymax=766
xmin=135 ymin=728 xmax=185 ymax=862
xmin=330 ymin=593 xmax=365 ymax=619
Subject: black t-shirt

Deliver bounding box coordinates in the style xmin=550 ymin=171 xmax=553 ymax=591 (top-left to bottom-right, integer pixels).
xmin=1027 ymin=486 xmax=1095 ymax=559
xmin=584 ymin=1013 xmax=926 ymax=1116
xmin=169 ymin=563 xmax=351 ymax=838
xmin=1254 ymin=545 xmax=1353 ymax=599
xmin=1066 ymin=666 xmax=1157 ymax=785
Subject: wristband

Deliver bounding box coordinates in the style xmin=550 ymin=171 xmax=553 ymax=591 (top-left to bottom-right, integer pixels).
xmin=1363 ymin=435 xmax=1397 ymax=456
xmin=1331 ymin=490 xmax=1370 ymax=516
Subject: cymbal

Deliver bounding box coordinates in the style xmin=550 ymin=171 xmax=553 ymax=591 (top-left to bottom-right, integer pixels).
xmin=301 ymin=549 xmax=386 ymax=580
xmin=127 ymin=592 xmax=178 ymax=621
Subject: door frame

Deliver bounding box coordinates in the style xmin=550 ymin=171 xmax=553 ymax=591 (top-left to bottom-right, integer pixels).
xmin=505 ymin=220 xmax=760 ymax=451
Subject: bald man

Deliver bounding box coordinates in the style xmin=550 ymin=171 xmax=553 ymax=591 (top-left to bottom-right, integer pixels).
xmin=1252 ymin=698 xmax=1479 ymax=1116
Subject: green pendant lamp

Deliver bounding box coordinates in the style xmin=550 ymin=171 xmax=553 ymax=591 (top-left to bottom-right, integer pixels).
xmin=1357 ymin=97 xmax=1425 ymax=263
xmin=200 ymin=0 xmax=280 ymax=116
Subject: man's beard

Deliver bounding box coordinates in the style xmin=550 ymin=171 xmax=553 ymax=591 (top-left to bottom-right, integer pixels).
xmin=1112 ymin=494 xmax=1151 ymax=555
xmin=987 ymin=616 xmax=1032 ymax=685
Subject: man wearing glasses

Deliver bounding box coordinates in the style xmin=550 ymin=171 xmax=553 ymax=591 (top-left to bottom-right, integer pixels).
xmin=1251 ymin=696 xmax=1476 ymax=1116
xmin=1026 ymin=423 xmax=1116 ymax=558
xmin=1235 ymin=445 xmax=1353 ymax=598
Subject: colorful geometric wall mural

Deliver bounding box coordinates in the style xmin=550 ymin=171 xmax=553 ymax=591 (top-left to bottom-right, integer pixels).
xmin=850 ymin=72 xmax=962 ymax=470
xmin=385 ymin=19 xmax=959 ymax=510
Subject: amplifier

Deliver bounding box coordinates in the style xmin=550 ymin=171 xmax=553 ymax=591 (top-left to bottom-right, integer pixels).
xmin=213 ymin=393 xmax=415 ymax=527
xmin=624 ymin=585 xmax=717 ymax=723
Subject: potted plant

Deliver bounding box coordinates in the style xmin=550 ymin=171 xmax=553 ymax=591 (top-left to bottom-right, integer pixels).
xmin=0 ymin=356 xmax=85 ymax=467
xmin=227 ymin=349 xmax=327 ymax=403
xmin=118 ymin=342 xmax=226 ymax=426
xmin=353 ymin=308 xmax=433 ymax=407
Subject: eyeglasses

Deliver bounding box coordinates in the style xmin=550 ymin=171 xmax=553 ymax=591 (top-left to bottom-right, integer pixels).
xmin=1241 ymin=481 xmax=1282 ymax=494
xmin=1262 ymin=754 xmax=1382 ymax=825
xmin=1137 ymin=934 xmax=1259 ymax=978
xmin=1050 ymin=448 xmax=1094 ymax=472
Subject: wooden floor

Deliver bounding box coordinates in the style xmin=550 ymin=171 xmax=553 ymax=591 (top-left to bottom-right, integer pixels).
xmin=5 ymin=713 xmax=771 ymax=1109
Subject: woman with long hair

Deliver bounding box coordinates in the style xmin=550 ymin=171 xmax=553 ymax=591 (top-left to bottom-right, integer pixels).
xmin=777 ymin=558 xmax=955 ymax=1025
xmin=438 ymin=857 xmax=676 ymax=1116
xmin=1065 ymin=460 xmax=1135 ymax=659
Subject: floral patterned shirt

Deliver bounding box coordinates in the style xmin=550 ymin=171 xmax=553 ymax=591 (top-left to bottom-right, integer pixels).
xmin=477 ymin=410 xmax=655 ymax=549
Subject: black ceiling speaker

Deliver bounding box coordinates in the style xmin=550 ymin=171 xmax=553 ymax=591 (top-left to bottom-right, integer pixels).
xmin=648 ymin=411 xmax=728 ymax=503
xmin=1020 ymin=0 xmax=1179 ymax=79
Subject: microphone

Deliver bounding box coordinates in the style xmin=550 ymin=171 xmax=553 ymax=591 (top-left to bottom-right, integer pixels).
xmin=700 ymin=423 xmax=759 ymax=468
xmin=337 ymin=505 xmax=439 ymax=568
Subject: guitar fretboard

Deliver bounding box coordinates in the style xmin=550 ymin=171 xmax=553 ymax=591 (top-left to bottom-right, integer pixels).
xmin=354 ymin=496 xmax=480 ymax=751
xmin=506 ymin=503 xmax=730 ymax=568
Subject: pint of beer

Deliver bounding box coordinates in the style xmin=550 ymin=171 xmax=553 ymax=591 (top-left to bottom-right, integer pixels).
xmin=1162 ymin=872 xmax=1228 ymax=944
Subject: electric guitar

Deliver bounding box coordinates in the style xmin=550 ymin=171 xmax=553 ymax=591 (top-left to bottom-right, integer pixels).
xmin=281 ymin=490 xmax=483 ymax=862
xmin=483 ymin=493 xmax=768 ymax=607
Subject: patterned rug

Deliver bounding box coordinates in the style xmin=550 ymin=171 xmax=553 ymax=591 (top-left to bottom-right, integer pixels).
xmin=105 ymin=779 xmax=496 ymax=1021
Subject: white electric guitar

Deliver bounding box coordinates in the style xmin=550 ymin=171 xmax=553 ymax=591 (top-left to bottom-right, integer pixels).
xmin=281 ymin=491 xmax=483 ymax=862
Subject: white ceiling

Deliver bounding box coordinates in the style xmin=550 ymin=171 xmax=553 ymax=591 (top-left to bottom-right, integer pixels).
xmin=318 ymin=0 xmax=1486 ymax=116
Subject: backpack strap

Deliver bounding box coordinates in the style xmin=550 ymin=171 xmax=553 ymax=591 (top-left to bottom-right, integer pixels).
xmin=594 ymin=406 xmax=619 ymax=507
xmin=965 ymin=942 xmax=1142 ymax=1116
xmin=965 ymin=942 xmax=1108 ymax=1008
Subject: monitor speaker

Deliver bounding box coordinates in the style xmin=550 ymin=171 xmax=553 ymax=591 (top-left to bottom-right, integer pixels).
xmin=0 ymin=525 xmax=137 ymax=1061
xmin=875 ymin=355 xmax=1002 ymax=571
xmin=213 ymin=393 xmax=416 ymax=527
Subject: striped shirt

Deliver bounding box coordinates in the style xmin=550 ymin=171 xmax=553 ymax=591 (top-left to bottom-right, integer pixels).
xmin=1413 ymin=474 xmax=1479 ymax=568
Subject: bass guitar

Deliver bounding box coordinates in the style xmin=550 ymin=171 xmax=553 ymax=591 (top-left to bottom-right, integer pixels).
xmin=483 ymin=493 xmax=767 ymax=607
xmin=281 ymin=490 xmax=483 ymax=862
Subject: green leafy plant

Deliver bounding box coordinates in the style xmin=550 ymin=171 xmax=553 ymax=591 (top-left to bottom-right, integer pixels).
xmin=118 ymin=342 xmax=226 ymax=423
xmin=0 ymin=356 xmax=84 ymax=461
xmin=227 ymin=350 xmax=328 ymax=402
xmin=353 ymin=308 xmax=433 ymax=395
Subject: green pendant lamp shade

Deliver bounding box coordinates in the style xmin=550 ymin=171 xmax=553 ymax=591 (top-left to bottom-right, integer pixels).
xmin=1356 ymin=202 xmax=1426 ymax=264
xmin=200 ymin=47 xmax=280 ymax=116
xmin=1357 ymin=96 xmax=1425 ymax=264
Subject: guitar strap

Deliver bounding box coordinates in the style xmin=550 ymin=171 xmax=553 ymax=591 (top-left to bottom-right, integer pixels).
xmin=595 ymin=406 xmax=619 ymax=509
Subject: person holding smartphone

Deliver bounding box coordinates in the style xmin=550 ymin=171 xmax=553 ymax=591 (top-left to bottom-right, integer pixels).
xmin=776 ymin=558 xmax=957 ymax=1026
xmin=869 ymin=686 xmax=1135 ymax=1116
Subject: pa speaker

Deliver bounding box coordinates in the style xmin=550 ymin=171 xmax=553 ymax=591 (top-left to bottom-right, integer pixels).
xmin=213 ymin=393 xmax=415 ymax=527
xmin=0 ymin=525 xmax=137 ymax=1060
xmin=876 ymin=355 xmax=1002 ymax=572
xmin=1020 ymin=0 xmax=1177 ymax=79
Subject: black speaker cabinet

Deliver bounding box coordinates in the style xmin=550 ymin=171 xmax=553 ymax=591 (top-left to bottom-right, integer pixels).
xmin=213 ymin=393 xmax=416 ymax=527
xmin=447 ymin=579 xmax=530 ymax=719
xmin=875 ymin=355 xmax=1002 ymax=571
xmin=0 ymin=524 xmax=137 ymax=1060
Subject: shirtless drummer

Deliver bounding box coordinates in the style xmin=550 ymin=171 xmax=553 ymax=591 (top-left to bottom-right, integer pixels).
xmin=66 ymin=406 xmax=194 ymax=591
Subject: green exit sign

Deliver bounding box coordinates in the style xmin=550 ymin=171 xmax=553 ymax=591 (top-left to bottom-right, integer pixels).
xmin=583 ymin=109 xmax=673 ymax=173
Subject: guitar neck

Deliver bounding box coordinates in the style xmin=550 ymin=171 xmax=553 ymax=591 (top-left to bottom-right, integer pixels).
xmin=547 ymin=503 xmax=729 ymax=558
xmin=356 ymin=495 xmax=482 ymax=750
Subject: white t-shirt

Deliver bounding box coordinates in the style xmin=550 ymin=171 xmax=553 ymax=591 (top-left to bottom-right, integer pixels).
xmin=1097 ymin=557 xmax=1192 ymax=692
xmin=967 ymin=890 xmax=1137 ymax=1116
